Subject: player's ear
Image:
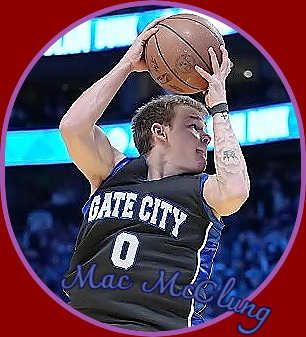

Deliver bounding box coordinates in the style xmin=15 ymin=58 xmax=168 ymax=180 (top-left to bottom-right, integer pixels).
xmin=151 ymin=123 xmax=167 ymax=140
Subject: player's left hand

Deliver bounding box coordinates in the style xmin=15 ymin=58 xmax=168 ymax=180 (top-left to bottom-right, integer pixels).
xmin=195 ymin=45 xmax=231 ymax=108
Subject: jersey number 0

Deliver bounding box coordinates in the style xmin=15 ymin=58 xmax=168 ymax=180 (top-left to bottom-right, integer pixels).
xmin=110 ymin=232 xmax=140 ymax=270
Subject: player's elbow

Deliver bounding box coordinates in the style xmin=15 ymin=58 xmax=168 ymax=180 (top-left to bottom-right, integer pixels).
xmin=59 ymin=116 xmax=69 ymax=134
xmin=234 ymin=183 xmax=250 ymax=201
xmin=228 ymin=175 xmax=250 ymax=206
xmin=59 ymin=117 xmax=75 ymax=143
xmin=217 ymin=196 xmax=247 ymax=216
xmin=231 ymin=182 xmax=250 ymax=204
xmin=59 ymin=114 xmax=88 ymax=140
xmin=59 ymin=112 xmax=74 ymax=132
xmin=218 ymin=185 xmax=250 ymax=216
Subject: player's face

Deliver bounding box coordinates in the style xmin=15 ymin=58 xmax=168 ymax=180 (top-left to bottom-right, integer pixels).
xmin=166 ymin=105 xmax=211 ymax=174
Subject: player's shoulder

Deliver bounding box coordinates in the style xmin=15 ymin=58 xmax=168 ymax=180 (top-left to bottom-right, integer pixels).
xmin=167 ymin=172 xmax=210 ymax=197
xmin=99 ymin=155 xmax=147 ymax=187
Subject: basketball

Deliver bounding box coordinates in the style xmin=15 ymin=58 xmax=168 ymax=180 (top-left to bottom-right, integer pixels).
xmin=145 ymin=13 xmax=224 ymax=94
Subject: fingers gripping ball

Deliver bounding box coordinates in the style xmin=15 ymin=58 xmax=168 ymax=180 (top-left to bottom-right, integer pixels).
xmin=145 ymin=13 xmax=224 ymax=94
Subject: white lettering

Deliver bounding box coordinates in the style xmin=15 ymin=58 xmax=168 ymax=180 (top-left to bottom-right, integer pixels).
xmin=122 ymin=192 xmax=138 ymax=218
xmin=150 ymin=198 xmax=161 ymax=225
xmin=111 ymin=192 xmax=126 ymax=217
xmin=172 ymin=208 xmax=188 ymax=238
xmin=86 ymin=191 xmax=188 ymax=238
xmin=159 ymin=201 xmax=173 ymax=230
xmin=97 ymin=192 xmax=112 ymax=218
xmin=88 ymin=195 xmax=101 ymax=221
xmin=139 ymin=196 xmax=153 ymax=222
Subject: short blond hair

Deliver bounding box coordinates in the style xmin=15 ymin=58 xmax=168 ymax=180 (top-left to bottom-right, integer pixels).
xmin=132 ymin=94 xmax=208 ymax=155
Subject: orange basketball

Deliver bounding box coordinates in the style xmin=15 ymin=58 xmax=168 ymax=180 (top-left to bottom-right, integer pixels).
xmin=145 ymin=13 xmax=224 ymax=94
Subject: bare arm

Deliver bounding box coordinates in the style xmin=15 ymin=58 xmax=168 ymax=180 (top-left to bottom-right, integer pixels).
xmin=196 ymin=46 xmax=250 ymax=216
xmin=204 ymin=111 xmax=250 ymax=216
xmin=59 ymin=63 xmax=129 ymax=193
xmin=59 ymin=18 xmax=163 ymax=193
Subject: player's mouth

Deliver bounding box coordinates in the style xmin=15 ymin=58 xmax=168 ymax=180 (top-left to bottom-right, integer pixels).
xmin=196 ymin=149 xmax=206 ymax=159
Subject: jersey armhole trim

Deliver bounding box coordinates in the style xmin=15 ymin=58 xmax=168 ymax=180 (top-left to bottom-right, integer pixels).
xmin=81 ymin=157 xmax=133 ymax=215
xmin=200 ymin=174 xmax=225 ymax=230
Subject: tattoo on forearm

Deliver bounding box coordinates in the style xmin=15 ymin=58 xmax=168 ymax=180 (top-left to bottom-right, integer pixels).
xmin=220 ymin=112 xmax=229 ymax=120
xmin=223 ymin=149 xmax=239 ymax=161
xmin=213 ymin=114 xmax=249 ymax=187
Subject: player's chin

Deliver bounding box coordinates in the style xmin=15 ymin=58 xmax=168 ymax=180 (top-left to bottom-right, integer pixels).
xmin=189 ymin=159 xmax=207 ymax=174
xmin=198 ymin=162 xmax=207 ymax=173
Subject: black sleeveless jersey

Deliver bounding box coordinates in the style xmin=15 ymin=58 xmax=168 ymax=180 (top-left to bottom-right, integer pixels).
xmin=63 ymin=156 xmax=224 ymax=331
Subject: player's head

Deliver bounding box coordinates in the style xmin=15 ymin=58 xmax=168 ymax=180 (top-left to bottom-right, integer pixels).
xmin=132 ymin=94 xmax=211 ymax=173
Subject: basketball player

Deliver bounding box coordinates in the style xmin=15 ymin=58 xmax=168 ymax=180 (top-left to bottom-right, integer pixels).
xmin=59 ymin=18 xmax=250 ymax=331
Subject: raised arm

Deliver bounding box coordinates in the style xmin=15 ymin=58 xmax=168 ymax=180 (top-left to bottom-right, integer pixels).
xmin=196 ymin=46 xmax=250 ymax=216
xmin=59 ymin=18 xmax=162 ymax=193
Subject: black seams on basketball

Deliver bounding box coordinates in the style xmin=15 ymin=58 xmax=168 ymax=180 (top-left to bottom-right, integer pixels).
xmin=145 ymin=13 xmax=224 ymax=94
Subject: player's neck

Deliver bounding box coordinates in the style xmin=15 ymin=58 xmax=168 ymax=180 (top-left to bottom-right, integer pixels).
xmin=145 ymin=150 xmax=183 ymax=181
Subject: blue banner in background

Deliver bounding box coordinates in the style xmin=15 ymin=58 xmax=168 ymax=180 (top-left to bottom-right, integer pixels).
xmin=43 ymin=8 xmax=236 ymax=57
xmin=5 ymin=103 xmax=299 ymax=167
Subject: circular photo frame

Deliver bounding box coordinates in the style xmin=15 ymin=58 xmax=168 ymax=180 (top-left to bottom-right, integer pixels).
xmin=1 ymin=1 xmax=304 ymax=336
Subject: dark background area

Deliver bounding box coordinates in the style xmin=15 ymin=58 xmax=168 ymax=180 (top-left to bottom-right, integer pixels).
xmin=5 ymin=5 xmax=301 ymax=322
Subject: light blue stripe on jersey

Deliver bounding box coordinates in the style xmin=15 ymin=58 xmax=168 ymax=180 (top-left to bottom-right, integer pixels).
xmin=191 ymin=175 xmax=225 ymax=326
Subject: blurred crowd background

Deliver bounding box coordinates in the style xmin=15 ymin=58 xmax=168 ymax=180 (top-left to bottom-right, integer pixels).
xmin=5 ymin=5 xmax=301 ymax=321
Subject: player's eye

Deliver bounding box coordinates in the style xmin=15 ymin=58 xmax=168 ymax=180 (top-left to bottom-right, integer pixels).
xmin=190 ymin=124 xmax=199 ymax=131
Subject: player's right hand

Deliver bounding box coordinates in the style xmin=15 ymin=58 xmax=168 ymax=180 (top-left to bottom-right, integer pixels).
xmin=121 ymin=17 xmax=165 ymax=73
xmin=195 ymin=45 xmax=231 ymax=108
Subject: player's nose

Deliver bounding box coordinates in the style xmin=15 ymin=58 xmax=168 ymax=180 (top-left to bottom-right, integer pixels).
xmin=200 ymin=133 xmax=211 ymax=145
